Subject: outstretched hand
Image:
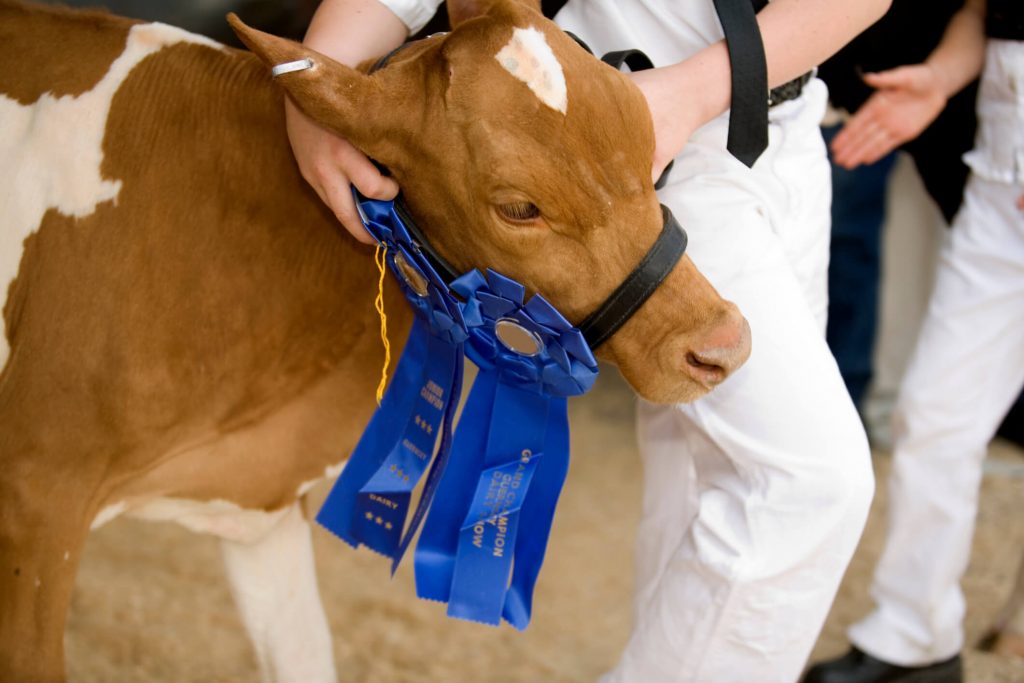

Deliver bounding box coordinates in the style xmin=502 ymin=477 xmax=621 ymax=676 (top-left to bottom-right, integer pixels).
xmin=831 ymin=64 xmax=949 ymax=170
xmin=285 ymin=99 xmax=399 ymax=244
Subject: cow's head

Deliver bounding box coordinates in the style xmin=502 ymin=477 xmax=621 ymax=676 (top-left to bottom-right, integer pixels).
xmin=229 ymin=0 xmax=750 ymax=404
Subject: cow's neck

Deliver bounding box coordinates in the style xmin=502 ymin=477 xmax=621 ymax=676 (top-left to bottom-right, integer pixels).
xmin=1 ymin=7 xmax=412 ymax=509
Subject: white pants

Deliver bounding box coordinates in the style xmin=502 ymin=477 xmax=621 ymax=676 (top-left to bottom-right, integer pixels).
xmin=847 ymin=40 xmax=1024 ymax=668
xmin=602 ymin=80 xmax=875 ymax=683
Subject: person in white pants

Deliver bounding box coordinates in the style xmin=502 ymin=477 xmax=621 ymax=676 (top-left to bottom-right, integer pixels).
xmin=553 ymin=4 xmax=874 ymax=681
xmin=285 ymin=1 xmax=888 ymax=681
xmin=806 ymin=1 xmax=1024 ymax=681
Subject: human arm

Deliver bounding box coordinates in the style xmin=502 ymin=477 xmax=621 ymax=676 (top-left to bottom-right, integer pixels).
xmin=286 ymin=0 xmax=417 ymax=242
xmin=830 ymin=0 xmax=987 ymax=170
xmin=631 ymin=0 xmax=894 ymax=178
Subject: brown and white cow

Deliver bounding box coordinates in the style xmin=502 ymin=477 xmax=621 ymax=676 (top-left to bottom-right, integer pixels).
xmin=0 ymin=0 xmax=751 ymax=679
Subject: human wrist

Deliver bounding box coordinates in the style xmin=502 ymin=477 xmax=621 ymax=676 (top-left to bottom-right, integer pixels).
xmin=922 ymin=57 xmax=958 ymax=101
xmin=670 ymin=43 xmax=732 ymax=130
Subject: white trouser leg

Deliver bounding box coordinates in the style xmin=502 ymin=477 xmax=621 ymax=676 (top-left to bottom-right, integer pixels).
xmin=849 ymin=175 xmax=1024 ymax=666
xmin=604 ymin=81 xmax=875 ymax=683
xmin=221 ymin=502 xmax=337 ymax=683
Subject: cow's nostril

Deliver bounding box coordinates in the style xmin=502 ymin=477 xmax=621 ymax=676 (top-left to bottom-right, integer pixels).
xmin=682 ymin=315 xmax=752 ymax=389
xmin=686 ymin=351 xmax=727 ymax=385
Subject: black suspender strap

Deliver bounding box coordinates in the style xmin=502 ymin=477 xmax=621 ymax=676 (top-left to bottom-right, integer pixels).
xmin=557 ymin=1 xmax=772 ymax=168
xmin=711 ymin=0 xmax=769 ymax=167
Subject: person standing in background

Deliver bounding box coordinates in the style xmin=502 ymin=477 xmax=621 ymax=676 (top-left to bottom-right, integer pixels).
xmin=818 ymin=0 xmax=978 ymax=413
xmin=805 ymin=1 xmax=1024 ymax=681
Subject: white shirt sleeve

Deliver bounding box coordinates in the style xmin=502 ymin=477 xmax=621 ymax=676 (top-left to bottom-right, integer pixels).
xmin=378 ymin=0 xmax=445 ymax=35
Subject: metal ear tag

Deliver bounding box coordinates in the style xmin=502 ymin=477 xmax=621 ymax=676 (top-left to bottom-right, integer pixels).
xmin=271 ymin=58 xmax=314 ymax=78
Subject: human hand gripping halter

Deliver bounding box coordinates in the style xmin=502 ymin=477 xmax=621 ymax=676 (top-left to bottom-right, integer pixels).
xmin=313 ymin=188 xmax=686 ymax=629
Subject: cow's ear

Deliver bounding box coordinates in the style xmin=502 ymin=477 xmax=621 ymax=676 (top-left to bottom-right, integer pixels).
xmin=447 ymin=0 xmax=542 ymax=28
xmin=228 ymin=14 xmax=392 ymax=153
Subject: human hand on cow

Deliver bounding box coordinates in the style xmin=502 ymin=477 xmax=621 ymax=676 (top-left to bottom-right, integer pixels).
xmin=628 ymin=67 xmax=702 ymax=182
xmin=627 ymin=53 xmax=732 ymax=182
xmin=285 ymin=100 xmax=398 ymax=244
xmin=284 ymin=0 xmax=408 ymax=244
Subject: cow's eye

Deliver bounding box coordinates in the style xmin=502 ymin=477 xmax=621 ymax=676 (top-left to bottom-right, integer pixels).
xmin=497 ymin=201 xmax=540 ymax=222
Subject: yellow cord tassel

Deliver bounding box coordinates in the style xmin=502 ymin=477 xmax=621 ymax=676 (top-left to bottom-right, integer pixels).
xmin=374 ymin=244 xmax=391 ymax=405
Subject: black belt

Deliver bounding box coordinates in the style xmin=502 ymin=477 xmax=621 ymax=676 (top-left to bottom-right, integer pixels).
xmin=769 ymin=71 xmax=812 ymax=108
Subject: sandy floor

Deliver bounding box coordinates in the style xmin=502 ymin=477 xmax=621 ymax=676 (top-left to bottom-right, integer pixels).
xmin=66 ymin=368 xmax=1024 ymax=682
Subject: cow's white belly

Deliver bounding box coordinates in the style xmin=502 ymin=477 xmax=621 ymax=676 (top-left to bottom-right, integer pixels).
xmin=90 ymin=459 xmax=347 ymax=544
xmin=0 ymin=22 xmax=222 ymax=373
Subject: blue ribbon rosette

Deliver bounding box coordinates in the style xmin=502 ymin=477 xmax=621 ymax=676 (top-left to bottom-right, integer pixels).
xmin=317 ymin=192 xmax=599 ymax=629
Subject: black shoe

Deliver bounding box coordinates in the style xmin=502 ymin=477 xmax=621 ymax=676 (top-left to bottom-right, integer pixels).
xmin=802 ymin=647 xmax=963 ymax=683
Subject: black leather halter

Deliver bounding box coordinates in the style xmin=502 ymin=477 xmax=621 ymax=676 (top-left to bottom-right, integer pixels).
xmin=368 ymin=34 xmax=687 ymax=351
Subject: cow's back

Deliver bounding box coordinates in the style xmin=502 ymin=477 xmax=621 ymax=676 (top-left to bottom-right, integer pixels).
xmin=0 ymin=0 xmax=402 ymax=514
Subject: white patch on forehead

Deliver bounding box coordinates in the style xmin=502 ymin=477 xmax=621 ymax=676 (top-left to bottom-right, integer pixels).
xmin=0 ymin=22 xmax=222 ymax=373
xmin=495 ymin=26 xmax=568 ymax=114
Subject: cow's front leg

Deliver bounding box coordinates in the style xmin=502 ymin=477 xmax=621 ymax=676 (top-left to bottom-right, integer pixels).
xmin=0 ymin=477 xmax=91 ymax=682
xmin=220 ymin=501 xmax=337 ymax=683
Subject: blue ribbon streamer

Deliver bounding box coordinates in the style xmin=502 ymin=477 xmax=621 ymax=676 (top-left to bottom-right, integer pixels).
xmin=353 ymin=333 xmax=460 ymax=558
xmin=503 ymin=397 xmax=569 ymax=629
xmin=415 ymin=370 xmax=497 ymax=604
xmin=447 ymin=382 xmax=548 ymax=625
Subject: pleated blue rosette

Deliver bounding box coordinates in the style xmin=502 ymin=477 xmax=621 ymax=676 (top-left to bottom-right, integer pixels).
xmin=316 ymin=196 xmax=468 ymax=569
xmin=317 ymin=192 xmax=600 ymax=629
xmin=414 ymin=270 xmax=598 ymax=628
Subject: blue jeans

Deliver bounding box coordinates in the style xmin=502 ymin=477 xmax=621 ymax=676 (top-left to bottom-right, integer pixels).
xmin=822 ymin=124 xmax=898 ymax=411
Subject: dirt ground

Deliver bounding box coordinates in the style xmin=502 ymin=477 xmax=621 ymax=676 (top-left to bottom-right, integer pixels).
xmin=66 ymin=368 xmax=1024 ymax=682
